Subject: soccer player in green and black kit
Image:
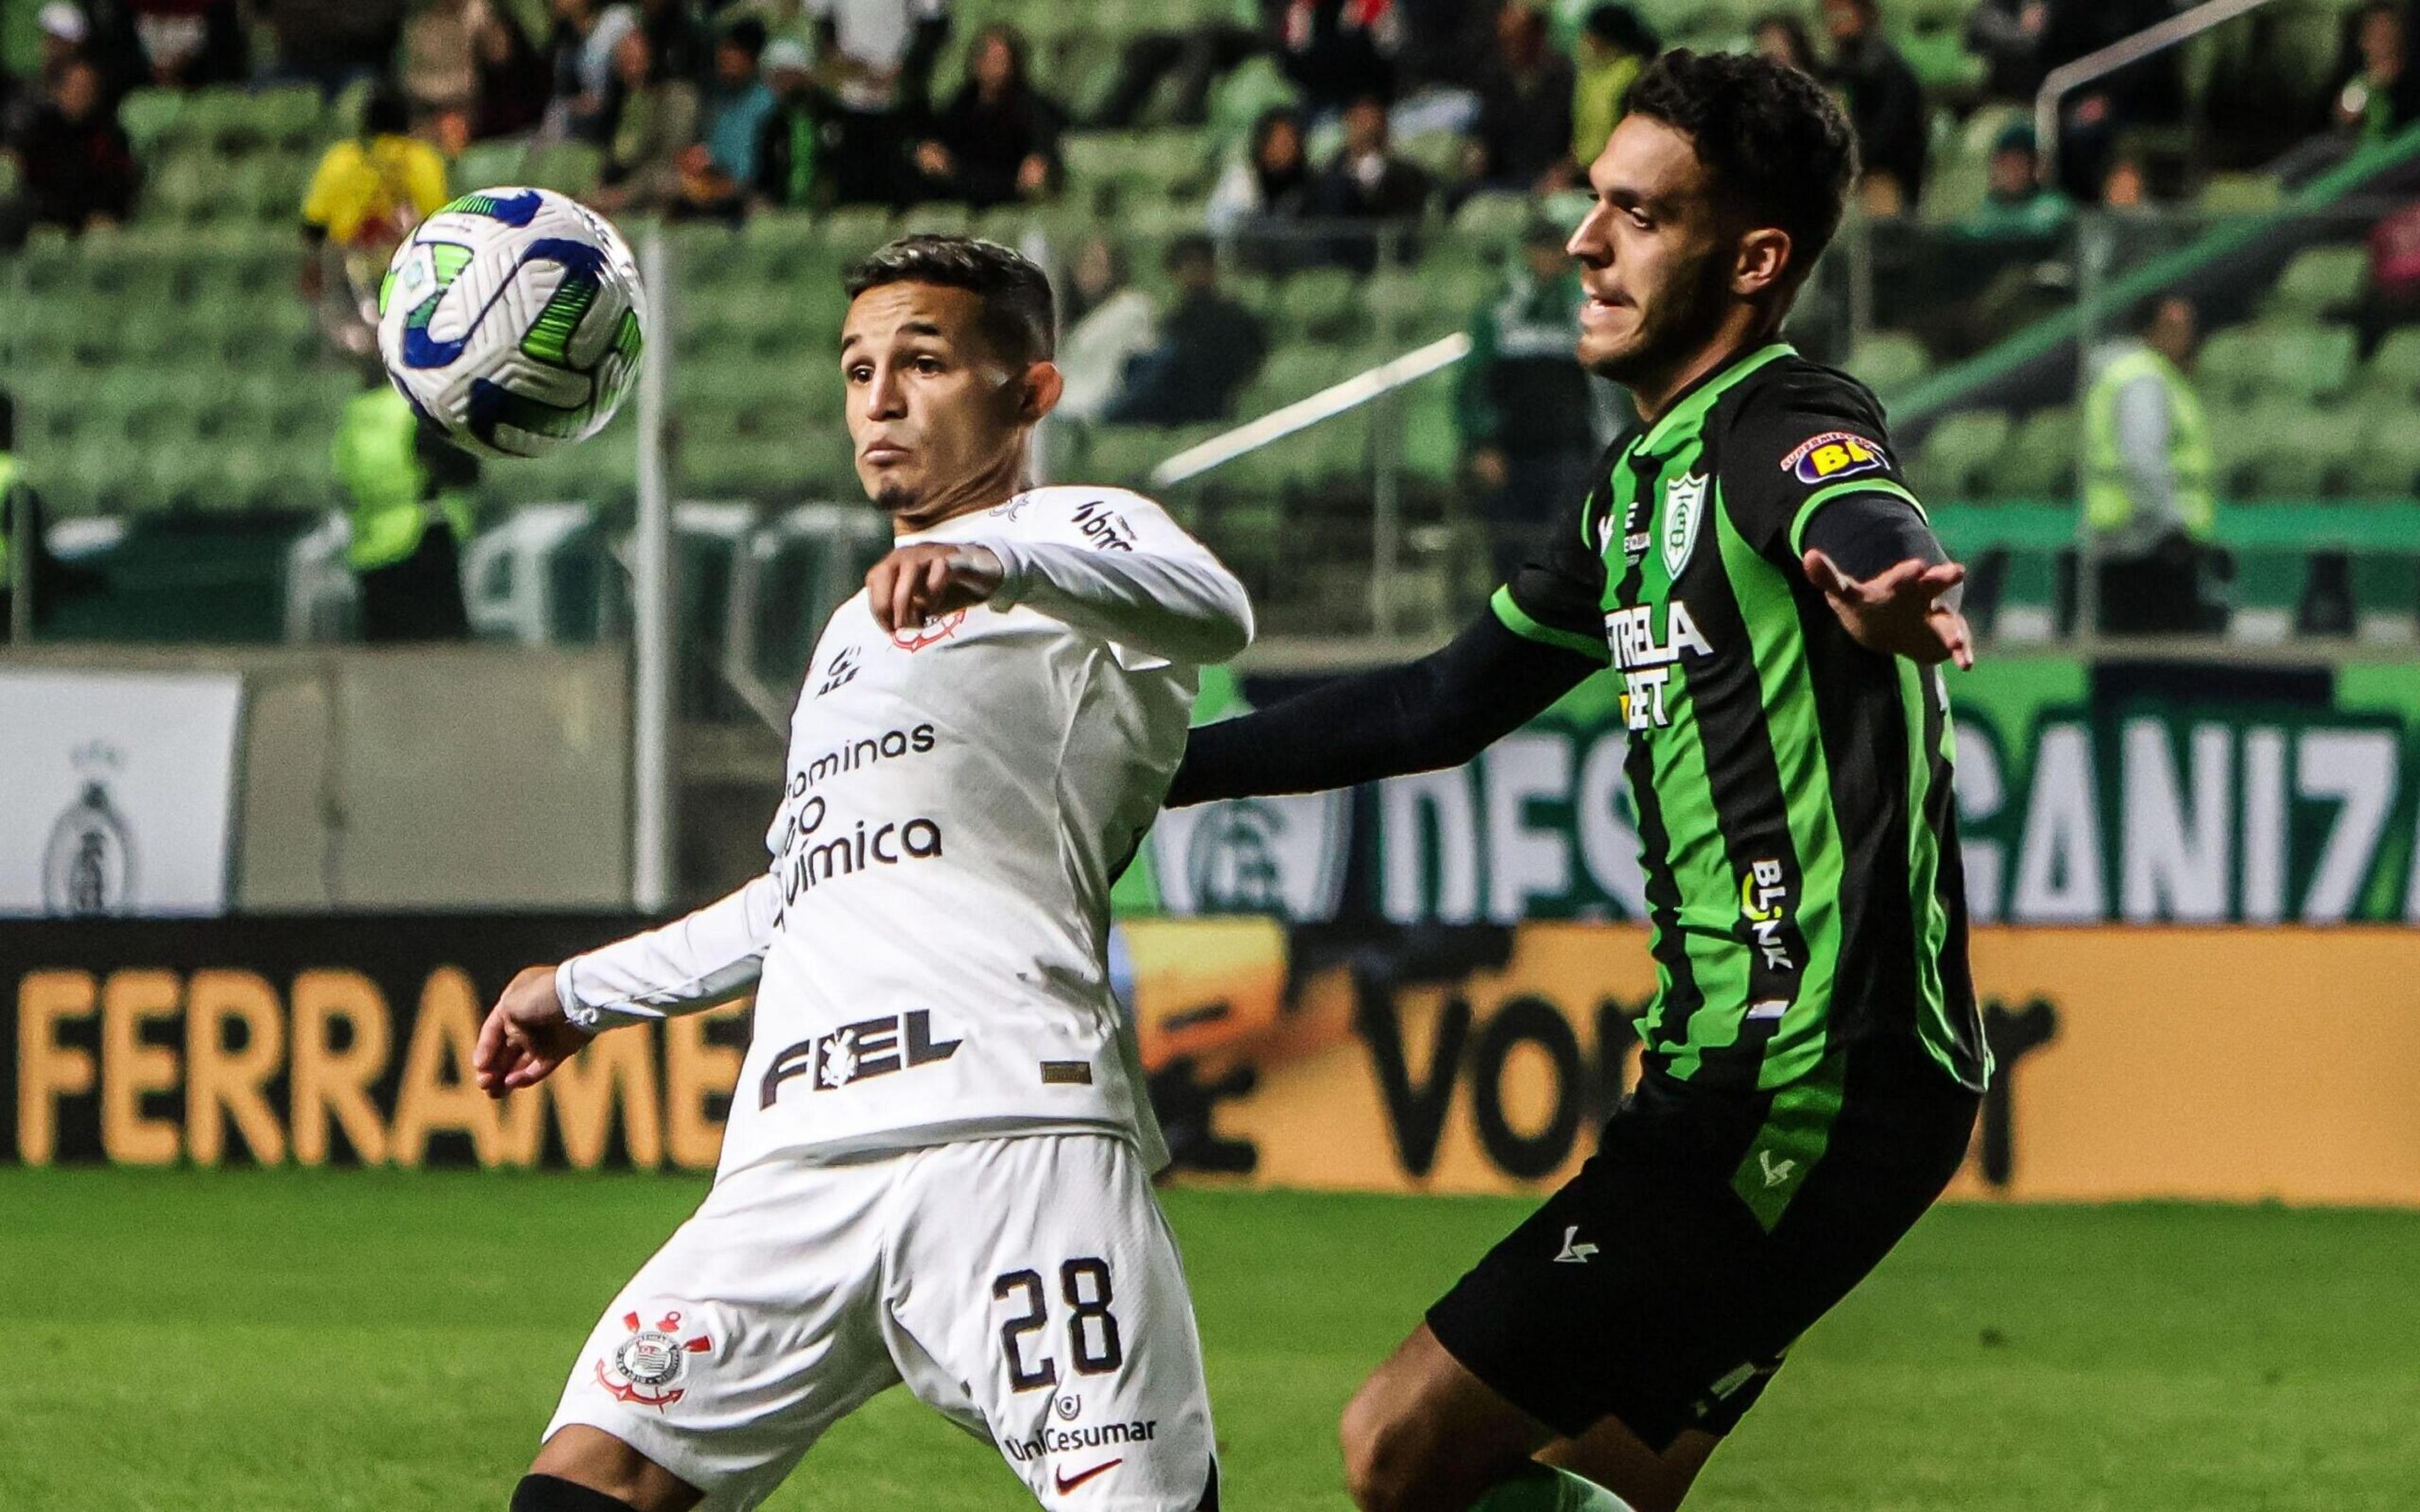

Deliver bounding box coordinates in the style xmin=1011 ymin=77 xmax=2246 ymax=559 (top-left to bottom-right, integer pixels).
xmin=1164 ymin=50 xmax=1988 ymax=1512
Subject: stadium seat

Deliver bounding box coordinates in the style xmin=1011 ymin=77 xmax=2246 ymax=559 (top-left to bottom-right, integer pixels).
xmin=2263 ymin=244 xmax=2369 ymax=319
xmin=2348 ymin=552 xmax=2419 ymax=643
xmin=526 ymin=141 xmax=603 ymax=197
xmin=2235 ymin=406 xmax=2360 ymax=498
xmin=253 ymin=85 xmax=325 ymax=150
xmin=2228 ymin=549 xmax=2306 ymax=643
xmin=2344 ymin=421 xmax=2420 ymax=497
xmin=1451 ymin=193 xmax=1532 ymax=251
xmin=1991 ymin=547 xmax=2063 ymax=641
xmin=118 ymin=88 xmax=185 ymax=156
xmin=1914 ymin=410 xmax=2013 ymax=501
xmin=2201 ymin=321 xmax=2358 ymax=404
xmin=1278 ymin=268 xmax=1363 ymax=340
xmin=1844 ymin=331 xmax=1930 ymax=394
xmin=1993 ymin=407 xmax=2078 ymax=500
xmin=456 ymin=140 xmax=528 ymax=192
xmin=1244 ymin=347 xmax=1345 ymax=412
xmin=2363 ymin=328 xmax=2420 ymax=399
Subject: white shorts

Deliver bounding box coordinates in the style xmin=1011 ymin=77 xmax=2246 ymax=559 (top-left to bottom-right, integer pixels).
xmin=543 ymin=1133 xmax=1218 ymax=1510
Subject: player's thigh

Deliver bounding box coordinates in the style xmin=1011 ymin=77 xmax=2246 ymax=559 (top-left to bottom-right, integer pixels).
xmin=542 ymin=1155 xmax=906 ymax=1510
xmin=1338 ymin=1324 xmax=1555 ymax=1512
xmin=886 ymin=1133 xmax=1219 ymax=1510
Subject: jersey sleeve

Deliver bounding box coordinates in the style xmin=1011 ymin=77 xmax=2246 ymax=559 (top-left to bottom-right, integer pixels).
xmin=554 ymin=873 xmax=780 ymax=1029
xmin=1490 ymin=458 xmax=1613 ymax=665
xmin=1721 ymin=368 xmax=1925 ymax=563
xmin=971 ymin=490 xmax=1254 ymax=667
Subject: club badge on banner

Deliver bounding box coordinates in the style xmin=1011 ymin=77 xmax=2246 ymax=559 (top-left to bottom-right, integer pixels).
xmin=0 ymin=669 xmax=245 ymax=917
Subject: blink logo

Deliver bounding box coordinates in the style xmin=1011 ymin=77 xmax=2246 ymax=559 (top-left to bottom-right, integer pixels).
xmin=759 ymin=1010 xmax=962 ymax=1106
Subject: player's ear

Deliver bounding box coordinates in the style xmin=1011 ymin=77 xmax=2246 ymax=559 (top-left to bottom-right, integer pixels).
xmin=1015 ymin=361 xmax=1063 ymax=425
xmin=1733 ymin=227 xmax=1792 ymax=299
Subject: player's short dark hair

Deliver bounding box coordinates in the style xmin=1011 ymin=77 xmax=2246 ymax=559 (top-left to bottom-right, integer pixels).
xmin=1625 ymin=49 xmax=1858 ymax=287
xmin=843 ymin=234 xmax=1056 ymax=364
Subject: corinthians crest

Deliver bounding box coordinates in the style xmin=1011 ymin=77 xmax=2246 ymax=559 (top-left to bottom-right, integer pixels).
xmin=44 ymin=741 xmax=136 ymax=917
xmin=596 ymin=1308 xmax=715 ymax=1410
xmin=1661 ymin=472 xmax=1707 ymax=579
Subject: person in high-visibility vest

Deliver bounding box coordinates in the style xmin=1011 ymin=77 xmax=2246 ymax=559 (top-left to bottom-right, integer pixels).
xmin=333 ymin=376 xmax=480 ymax=642
xmin=0 ymin=387 xmax=79 ymax=643
xmin=2082 ymin=292 xmax=2221 ymax=634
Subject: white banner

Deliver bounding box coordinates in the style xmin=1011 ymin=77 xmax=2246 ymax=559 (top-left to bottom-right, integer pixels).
xmin=0 ymin=669 xmax=245 ymax=916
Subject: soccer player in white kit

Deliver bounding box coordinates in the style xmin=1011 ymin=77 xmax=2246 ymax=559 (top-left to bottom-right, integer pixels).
xmin=471 ymin=236 xmax=1252 ymax=1512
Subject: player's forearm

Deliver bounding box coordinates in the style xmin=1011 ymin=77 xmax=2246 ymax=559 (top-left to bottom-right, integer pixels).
xmin=1165 ymin=612 xmax=1594 ymax=806
xmin=555 ymin=874 xmax=779 ymax=1030
xmin=978 ymin=538 xmax=1255 ymax=664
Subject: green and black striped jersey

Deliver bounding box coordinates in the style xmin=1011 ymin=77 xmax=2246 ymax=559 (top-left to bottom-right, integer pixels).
xmin=1494 ymin=341 xmax=1988 ymax=1094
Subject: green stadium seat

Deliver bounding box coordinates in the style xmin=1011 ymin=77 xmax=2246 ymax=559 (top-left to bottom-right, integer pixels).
xmin=1991 ymin=547 xmax=2063 ymax=641
xmin=2201 ymin=321 xmax=2358 ymax=404
xmin=2363 ymin=328 xmax=2420 ymax=398
xmin=1278 ymin=267 xmax=1363 ymax=340
xmin=1451 ymin=192 xmax=1531 ymax=249
xmin=119 ymin=88 xmax=185 ymax=157
xmin=456 ymin=140 xmax=528 ymax=192
xmin=2345 ymin=421 xmax=2420 ymax=497
xmin=2349 ymin=553 xmax=2419 ymax=643
xmin=898 ymin=203 xmax=973 ymax=237
xmin=526 ymin=141 xmax=601 ymax=197
xmin=1206 ymin=57 xmax=1300 ymax=142
xmin=818 ymin=204 xmax=897 ymax=260
xmin=2228 ymin=548 xmax=2306 ymax=643
xmin=2263 ymin=244 xmax=2368 ymax=319
xmin=1243 ymin=346 xmax=1345 ymax=412
xmin=1844 ymin=331 xmax=1930 ymax=394
xmin=1994 ymin=406 xmax=2078 ymax=500
xmin=1086 ymin=425 xmax=1183 ymax=488
xmin=1915 ymin=410 xmax=2013 ymax=501
xmin=2236 ymin=407 xmax=2360 ymax=498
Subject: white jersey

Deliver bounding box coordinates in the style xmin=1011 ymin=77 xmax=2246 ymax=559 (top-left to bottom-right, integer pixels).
xmin=555 ymin=486 xmax=1252 ymax=1178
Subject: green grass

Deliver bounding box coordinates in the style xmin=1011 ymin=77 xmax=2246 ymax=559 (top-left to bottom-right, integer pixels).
xmin=6 ymin=1169 xmax=2419 ymax=1509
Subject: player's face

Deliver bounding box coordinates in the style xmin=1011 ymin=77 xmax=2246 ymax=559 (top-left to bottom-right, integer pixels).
xmin=840 ymin=282 xmax=1038 ymax=520
xmin=1565 ymin=115 xmax=1745 ymax=386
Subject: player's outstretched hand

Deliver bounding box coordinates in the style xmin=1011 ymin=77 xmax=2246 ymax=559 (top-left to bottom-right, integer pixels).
xmin=866 ymin=542 xmax=1005 ymax=633
xmin=473 ymin=964 xmax=592 ymax=1099
xmin=1802 ymin=549 xmax=1976 ymax=670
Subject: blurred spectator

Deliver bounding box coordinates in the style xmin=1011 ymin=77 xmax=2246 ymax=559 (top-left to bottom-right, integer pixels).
xmin=1751 ymin=11 xmax=1816 ymax=74
xmin=1207 ymin=105 xmax=1316 ymax=273
xmin=754 ymin=37 xmax=824 ymax=207
xmin=1089 ymin=3 xmax=1266 ymax=129
xmin=1963 ymin=0 xmax=2048 ymax=103
xmin=1570 ymin=5 xmax=1655 ymax=175
xmin=2359 ymin=197 xmax=2420 ymax=341
xmin=1056 ymin=237 xmax=1159 ymax=423
xmin=1467 ymin=4 xmax=1576 ymax=193
xmin=591 ymin=28 xmax=700 ymax=212
xmin=543 ymin=0 xmax=639 ymax=144
xmin=261 ymin=0 xmax=410 ymax=98
xmin=1954 ymin=124 xmax=2070 ymax=241
xmin=1107 ymin=234 xmax=1267 ymax=425
xmin=1458 ymin=216 xmax=1594 ymax=581
xmin=2037 ymin=0 xmax=2184 ymax=201
xmin=11 ymin=59 xmax=138 ymax=234
xmin=807 ymin=0 xmax=950 ymax=205
xmin=1277 ymin=0 xmax=1400 ymax=118
xmin=1823 ymin=0 xmax=1927 ymax=215
xmin=335 ymin=372 xmax=478 ymax=643
xmin=638 ymin=0 xmax=708 ymax=84
xmin=2332 ymin=2 xmax=2420 ymax=143
xmin=665 ymin=17 xmax=774 ymax=218
xmin=2100 ymin=153 xmax=2148 ymax=209
xmin=127 ymin=0 xmax=246 ymax=89
xmin=299 ymin=84 xmax=446 ymax=340
xmin=911 ymin=23 xmax=1062 ymax=209
xmin=2083 ymin=294 xmax=2223 ymax=636
xmin=470 ymin=3 xmax=551 ymax=140
xmin=401 ymin=0 xmax=488 ymax=153
xmin=1312 ymin=93 xmax=1431 ymax=272
xmin=3 ymin=4 xmax=90 ymax=139
xmin=1395 ymin=0 xmax=1495 ymax=93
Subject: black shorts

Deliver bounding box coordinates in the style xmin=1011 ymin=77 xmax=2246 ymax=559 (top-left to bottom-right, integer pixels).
xmin=1426 ymin=1036 xmax=1979 ymax=1452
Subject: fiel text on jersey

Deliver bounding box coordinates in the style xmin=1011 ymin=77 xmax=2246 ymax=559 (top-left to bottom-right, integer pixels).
xmin=759 ymin=1009 xmax=963 ymax=1107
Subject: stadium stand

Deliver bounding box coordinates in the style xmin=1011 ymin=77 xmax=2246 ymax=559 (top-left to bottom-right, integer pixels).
xmin=3 ymin=0 xmax=2416 ymax=655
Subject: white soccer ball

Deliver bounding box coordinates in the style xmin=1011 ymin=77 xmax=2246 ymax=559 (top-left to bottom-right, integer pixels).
xmin=376 ymin=186 xmax=647 ymax=459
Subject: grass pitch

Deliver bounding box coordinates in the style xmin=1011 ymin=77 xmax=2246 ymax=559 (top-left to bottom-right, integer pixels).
xmin=6 ymin=1168 xmax=2418 ymax=1510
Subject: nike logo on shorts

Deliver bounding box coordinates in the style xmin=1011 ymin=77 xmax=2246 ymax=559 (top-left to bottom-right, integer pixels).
xmin=1054 ymin=1457 xmax=1121 ymax=1492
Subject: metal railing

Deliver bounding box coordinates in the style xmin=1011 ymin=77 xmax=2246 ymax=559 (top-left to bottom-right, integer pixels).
xmin=2035 ymin=0 xmax=2279 ymax=185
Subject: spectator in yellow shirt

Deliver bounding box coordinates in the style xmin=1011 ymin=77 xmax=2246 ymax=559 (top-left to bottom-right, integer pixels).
xmin=1569 ymin=4 xmax=1656 ymax=170
xmin=299 ymin=85 xmax=448 ymax=347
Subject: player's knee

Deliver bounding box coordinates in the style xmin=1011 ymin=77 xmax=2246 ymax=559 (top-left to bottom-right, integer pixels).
xmin=509 ymin=1473 xmax=645 ymax=1512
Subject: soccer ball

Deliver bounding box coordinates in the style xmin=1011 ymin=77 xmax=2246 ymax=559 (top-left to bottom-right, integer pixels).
xmin=376 ymin=186 xmax=647 ymax=459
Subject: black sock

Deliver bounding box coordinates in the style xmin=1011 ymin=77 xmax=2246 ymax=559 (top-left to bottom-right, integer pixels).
xmin=510 ymin=1473 xmax=645 ymax=1512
